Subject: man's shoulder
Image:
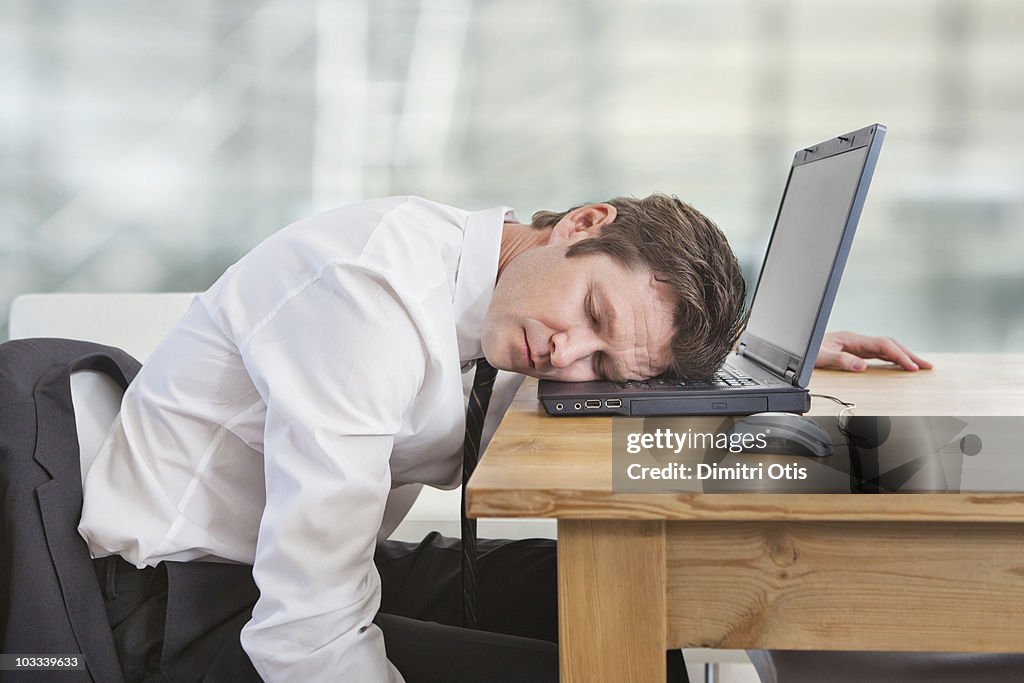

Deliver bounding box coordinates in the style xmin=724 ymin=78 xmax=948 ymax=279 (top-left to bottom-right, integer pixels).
xmin=316 ymin=195 xmax=469 ymax=221
xmin=273 ymin=196 xmax=470 ymax=247
xmin=336 ymin=196 xmax=474 ymax=233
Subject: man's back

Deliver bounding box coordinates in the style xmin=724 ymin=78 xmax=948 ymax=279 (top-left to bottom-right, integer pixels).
xmin=79 ymin=196 xmax=514 ymax=681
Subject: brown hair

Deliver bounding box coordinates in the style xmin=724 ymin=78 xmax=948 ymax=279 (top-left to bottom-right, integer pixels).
xmin=532 ymin=194 xmax=748 ymax=380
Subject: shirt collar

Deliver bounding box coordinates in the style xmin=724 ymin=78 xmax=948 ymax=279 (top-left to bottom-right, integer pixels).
xmin=454 ymin=205 xmax=516 ymax=365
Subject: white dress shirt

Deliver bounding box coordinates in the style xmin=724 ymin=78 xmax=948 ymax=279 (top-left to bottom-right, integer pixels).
xmin=78 ymin=196 xmax=524 ymax=682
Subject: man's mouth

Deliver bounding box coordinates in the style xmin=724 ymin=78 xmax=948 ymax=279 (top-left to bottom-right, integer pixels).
xmin=523 ymin=331 xmax=534 ymax=368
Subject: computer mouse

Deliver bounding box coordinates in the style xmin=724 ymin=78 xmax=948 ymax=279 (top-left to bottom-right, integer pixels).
xmin=728 ymin=412 xmax=834 ymax=457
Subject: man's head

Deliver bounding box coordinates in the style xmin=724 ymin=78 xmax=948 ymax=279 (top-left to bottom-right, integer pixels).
xmin=482 ymin=193 xmax=748 ymax=382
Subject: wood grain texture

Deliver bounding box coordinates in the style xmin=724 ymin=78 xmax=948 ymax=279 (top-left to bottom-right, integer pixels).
xmin=664 ymin=521 xmax=1024 ymax=652
xmin=558 ymin=520 xmax=667 ymax=683
xmin=467 ymin=354 xmax=1024 ymax=520
xmin=467 ymin=354 xmax=1024 ymax=674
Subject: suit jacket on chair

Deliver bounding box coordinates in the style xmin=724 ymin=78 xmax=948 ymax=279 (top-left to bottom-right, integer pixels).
xmin=0 ymin=338 xmax=141 ymax=683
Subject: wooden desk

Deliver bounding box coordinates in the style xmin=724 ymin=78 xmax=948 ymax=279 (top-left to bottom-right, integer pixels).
xmin=467 ymin=354 xmax=1024 ymax=682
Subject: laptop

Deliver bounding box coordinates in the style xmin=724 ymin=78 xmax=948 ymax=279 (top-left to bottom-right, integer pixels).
xmin=538 ymin=123 xmax=886 ymax=416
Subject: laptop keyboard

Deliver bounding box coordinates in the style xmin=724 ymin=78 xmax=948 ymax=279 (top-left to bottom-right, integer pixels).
xmin=619 ymin=365 xmax=761 ymax=391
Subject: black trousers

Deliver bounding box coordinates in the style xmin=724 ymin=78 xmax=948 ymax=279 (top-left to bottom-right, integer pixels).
xmin=95 ymin=532 xmax=688 ymax=682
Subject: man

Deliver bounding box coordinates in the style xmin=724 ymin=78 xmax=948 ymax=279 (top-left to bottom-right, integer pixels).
xmin=76 ymin=194 xmax=928 ymax=682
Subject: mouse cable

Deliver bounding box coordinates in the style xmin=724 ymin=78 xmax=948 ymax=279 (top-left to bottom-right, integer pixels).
xmin=810 ymin=393 xmax=857 ymax=431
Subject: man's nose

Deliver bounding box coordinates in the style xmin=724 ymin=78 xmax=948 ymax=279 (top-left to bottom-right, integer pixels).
xmin=549 ymin=329 xmax=600 ymax=369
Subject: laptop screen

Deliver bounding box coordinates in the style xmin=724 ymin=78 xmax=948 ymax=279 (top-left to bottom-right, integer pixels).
xmin=741 ymin=126 xmax=882 ymax=384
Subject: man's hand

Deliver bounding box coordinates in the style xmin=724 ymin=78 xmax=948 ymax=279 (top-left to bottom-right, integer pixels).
xmin=815 ymin=331 xmax=933 ymax=372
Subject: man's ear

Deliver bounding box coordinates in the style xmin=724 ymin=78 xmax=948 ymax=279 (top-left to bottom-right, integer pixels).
xmin=549 ymin=203 xmax=617 ymax=244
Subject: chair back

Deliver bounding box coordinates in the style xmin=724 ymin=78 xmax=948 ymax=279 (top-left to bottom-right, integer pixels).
xmin=8 ymin=293 xmax=196 ymax=471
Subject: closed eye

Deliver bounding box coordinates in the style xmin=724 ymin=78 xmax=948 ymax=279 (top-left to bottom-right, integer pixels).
xmin=586 ymin=291 xmax=599 ymax=326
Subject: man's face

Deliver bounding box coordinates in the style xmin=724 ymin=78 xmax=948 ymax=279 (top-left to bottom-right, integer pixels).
xmin=482 ymin=236 xmax=676 ymax=382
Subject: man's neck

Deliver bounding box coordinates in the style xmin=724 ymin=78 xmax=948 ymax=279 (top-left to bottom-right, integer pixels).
xmin=497 ymin=222 xmax=551 ymax=280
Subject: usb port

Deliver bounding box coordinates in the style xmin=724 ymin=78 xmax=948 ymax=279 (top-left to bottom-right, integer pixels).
xmin=605 ymin=399 xmax=622 ymax=408
xmin=585 ymin=400 xmax=601 ymax=409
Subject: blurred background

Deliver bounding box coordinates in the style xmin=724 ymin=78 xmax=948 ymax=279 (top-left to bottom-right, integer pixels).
xmin=2 ymin=0 xmax=1023 ymax=350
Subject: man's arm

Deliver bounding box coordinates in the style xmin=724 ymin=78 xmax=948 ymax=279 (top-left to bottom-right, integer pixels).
xmin=815 ymin=330 xmax=933 ymax=372
xmin=237 ymin=266 xmax=424 ymax=682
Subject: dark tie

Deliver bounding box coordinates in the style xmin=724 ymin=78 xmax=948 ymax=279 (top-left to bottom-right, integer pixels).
xmin=461 ymin=358 xmax=498 ymax=629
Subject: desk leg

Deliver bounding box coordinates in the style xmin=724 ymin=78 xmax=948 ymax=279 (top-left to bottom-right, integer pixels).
xmin=558 ymin=519 xmax=667 ymax=683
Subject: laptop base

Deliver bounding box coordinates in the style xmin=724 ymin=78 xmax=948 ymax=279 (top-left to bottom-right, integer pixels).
xmin=539 ymin=384 xmax=810 ymax=417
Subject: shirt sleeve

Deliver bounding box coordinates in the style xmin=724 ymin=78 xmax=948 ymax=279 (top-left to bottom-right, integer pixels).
xmin=236 ymin=264 xmax=425 ymax=682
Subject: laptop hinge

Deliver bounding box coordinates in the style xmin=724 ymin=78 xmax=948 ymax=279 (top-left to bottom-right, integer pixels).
xmin=739 ymin=340 xmax=803 ymax=386
xmin=738 ymin=343 xmax=789 ymax=379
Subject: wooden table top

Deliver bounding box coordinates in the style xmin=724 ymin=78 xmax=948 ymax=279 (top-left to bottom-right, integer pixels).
xmin=467 ymin=353 xmax=1024 ymax=522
